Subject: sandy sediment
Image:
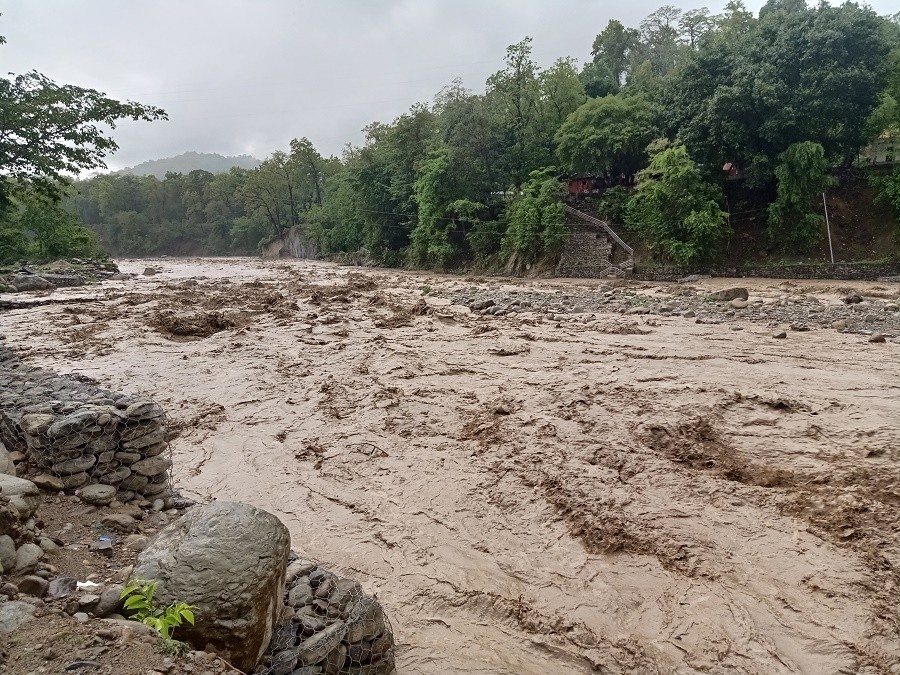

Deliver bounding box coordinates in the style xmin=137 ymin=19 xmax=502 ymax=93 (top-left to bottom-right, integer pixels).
xmin=1 ymin=257 xmax=899 ymax=673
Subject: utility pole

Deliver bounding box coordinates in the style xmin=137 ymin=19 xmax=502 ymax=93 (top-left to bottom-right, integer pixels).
xmin=822 ymin=192 xmax=834 ymax=264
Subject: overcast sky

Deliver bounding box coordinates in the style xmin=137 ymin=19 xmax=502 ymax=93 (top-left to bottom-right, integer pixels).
xmin=2 ymin=1 xmax=897 ymax=170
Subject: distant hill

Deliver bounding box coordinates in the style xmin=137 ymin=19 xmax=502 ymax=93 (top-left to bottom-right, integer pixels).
xmin=118 ymin=152 xmax=262 ymax=179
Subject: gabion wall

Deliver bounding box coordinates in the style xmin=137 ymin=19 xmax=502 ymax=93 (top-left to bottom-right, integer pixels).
xmin=0 ymin=346 xmax=173 ymax=507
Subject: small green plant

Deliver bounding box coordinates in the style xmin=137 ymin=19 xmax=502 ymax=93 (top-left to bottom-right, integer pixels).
xmin=121 ymin=580 xmax=196 ymax=654
xmin=420 ymin=285 xmax=432 ymax=296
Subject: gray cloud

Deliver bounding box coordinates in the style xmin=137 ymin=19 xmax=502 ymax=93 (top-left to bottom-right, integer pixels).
xmin=3 ymin=0 xmax=897 ymax=169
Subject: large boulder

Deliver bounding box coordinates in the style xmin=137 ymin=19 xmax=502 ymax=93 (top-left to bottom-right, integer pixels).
xmin=0 ymin=475 xmax=40 ymax=517
xmin=131 ymin=501 xmax=290 ymax=672
xmin=8 ymin=274 xmax=55 ymax=292
xmin=707 ymin=287 xmax=749 ymax=302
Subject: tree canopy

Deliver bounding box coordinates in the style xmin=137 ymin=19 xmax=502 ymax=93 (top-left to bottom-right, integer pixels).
xmin=26 ymin=3 xmax=900 ymax=269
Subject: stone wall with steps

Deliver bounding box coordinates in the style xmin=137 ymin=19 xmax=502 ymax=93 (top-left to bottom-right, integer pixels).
xmin=0 ymin=347 xmax=173 ymax=509
xmin=556 ymin=222 xmax=615 ymax=278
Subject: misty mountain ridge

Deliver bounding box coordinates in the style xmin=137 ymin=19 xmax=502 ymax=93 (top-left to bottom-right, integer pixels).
xmin=117 ymin=152 xmax=262 ymax=179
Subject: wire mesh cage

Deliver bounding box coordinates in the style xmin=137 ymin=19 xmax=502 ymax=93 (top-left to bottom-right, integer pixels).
xmin=255 ymin=554 xmax=396 ymax=675
xmin=0 ymin=347 xmax=173 ymax=508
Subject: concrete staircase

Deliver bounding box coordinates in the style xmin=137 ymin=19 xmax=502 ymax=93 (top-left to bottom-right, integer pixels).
xmin=556 ymin=206 xmax=633 ymax=278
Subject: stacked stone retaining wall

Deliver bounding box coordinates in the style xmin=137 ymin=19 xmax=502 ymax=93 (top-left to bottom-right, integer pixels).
xmin=0 ymin=346 xmax=173 ymax=507
xmin=632 ymin=261 xmax=900 ymax=282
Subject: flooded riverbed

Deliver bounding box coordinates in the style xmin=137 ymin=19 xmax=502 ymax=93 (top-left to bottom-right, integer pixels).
xmin=2 ymin=257 xmax=899 ymax=673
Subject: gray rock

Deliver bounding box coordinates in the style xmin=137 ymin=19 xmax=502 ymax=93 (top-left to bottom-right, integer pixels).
xmin=8 ymin=274 xmax=55 ymax=292
xmin=270 ymin=647 xmax=301 ymax=675
xmin=0 ymin=601 xmax=36 ymax=634
xmin=130 ymin=455 xmax=172 ymax=477
xmin=20 ymin=414 xmax=56 ymax=436
xmin=285 ymin=559 xmax=318 ymax=585
xmin=114 ymin=451 xmax=142 ymax=465
xmin=40 ymin=273 xmax=84 ymax=287
xmin=627 ymin=306 xmax=650 ymax=315
xmin=46 ymin=577 xmax=78 ymax=600
xmin=122 ymin=428 xmax=167 ymax=450
xmin=123 ymin=534 xmax=148 ymax=552
xmin=80 ymin=483 xmax=118 ymax=505
xmin=47 ymin=410 xmax=99 ymax=438
xmin=0 ymin=534 xmax=16 ymax=571
xmin=773 ymin=331 xmax=787 ymax=339
xmin=0 ymin=474 xmax=41 ymax=517
xmin=346 ymin=597 xmax=386 ymax=643
xmin=32 ymin=474 xmax=64 ymax=491
xmin=97 ymin=467 xmax=131 ymax=485
xmin=289 ymin=580 xmax=314 ymax=608
xmin=100 ymin=513 xmax=138 ymax=533
xmin=870 ymin=333 xmax=886 ymax=343
xmin=93 ymin=584 xmax=125 ymax=618
xmin=88 ymin=539 xmax=114 ymax=556
xmin=132 ymin=501 xmax=291 ymax=673
xmin=125 ymin=401 xmax=165 ymax=420
xmin=13 ymin=542 xmax=44 ymax=574
xmin=51 ymin=453 xmax=97 ymax=476
xmin=18 ymin=575 xmax=49 ymax=598
xmin=298 ymin=620 xmax=348 ymax=666
xmin=73 ymin=612 xmax=90 ymax=623
xmin=143 ymin=267 xmax=158 ymax=276
xmin=60 ymin=472 xmax=90 ymax=489
xmin=0 ymin=441 xmax=14 ymax=476
xmin=730 ymin=298 xmax=748 ymax=309
xmin=39 ymin=538 xmax=59 ymax=554
xmin=708 ymin=287 xmax=749 ymax=302
xmin=119 ymin=474 xmax=149 ymax=491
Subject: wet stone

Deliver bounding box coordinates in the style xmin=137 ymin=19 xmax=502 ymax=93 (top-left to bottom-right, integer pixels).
xmin=125 ymin=401 xmax=165 ymax=420
xmin=60 ymin=472 xmax=91 ymax=489
xmin=51 ymin=454 xmax=96 ymax=476
xmin=130 ymin=455 xmax=172 ymax=477
xmin=79 ymin=484 xmax=117 ymax=506
xmin=122 ymin=428 xmax=167 ymax=450
xmin=114 ymin=451 xmax=142 ymax=465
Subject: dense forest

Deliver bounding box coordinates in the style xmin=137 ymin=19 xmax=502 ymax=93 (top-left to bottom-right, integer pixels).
xmin=4 ymin=1 xmax=900 ymax=269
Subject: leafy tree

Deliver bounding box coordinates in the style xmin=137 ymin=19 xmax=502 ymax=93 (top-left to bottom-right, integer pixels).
xmin=502 ymin=167 xmax=566 ymax=263
xmin=0 ymin=191 xmax=104 ymax=263
xmin=487 ymin=38 xmax=545 ymax=184
xmin=640 ymin=6 xmax=684 ymax=77
xmin=872 ymin=166 xmax=900 ymax=216
xmin=665 ymin=1 xmax=889 ymax=185
xmin=680 ymin=8 xmax=714 ymax=49
xmin=555 ymin=94 xmax=658 ymax=176
xmin=625 ymin=144 xmax=728 ymax=265
xmin=409 ymin=146 xmax=456 ymax=267
xmin=0 ymin=72 xmax=166 ymax=198
xmin=589 ymin=20 xmax=641 ymax=91
xmin=767 ymin=141 xmax=836 ymax=249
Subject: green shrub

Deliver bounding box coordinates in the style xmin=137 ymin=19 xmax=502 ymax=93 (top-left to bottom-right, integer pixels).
xmin=121 ymin=580 xmax=196 ymax=654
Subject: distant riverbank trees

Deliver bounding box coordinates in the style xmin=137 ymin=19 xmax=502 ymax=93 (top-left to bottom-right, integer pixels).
xmin=55 ymin=2 xmax=900 ymax=267
xmin=0 ymin=17 xmax=166 ymax=264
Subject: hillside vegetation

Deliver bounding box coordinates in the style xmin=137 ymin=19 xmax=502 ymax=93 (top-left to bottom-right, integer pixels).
xmin=4 ymin=2 xmax=900 ymax=269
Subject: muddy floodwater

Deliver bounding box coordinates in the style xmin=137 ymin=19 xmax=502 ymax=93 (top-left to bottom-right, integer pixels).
xmin=2 ymin=257 xmax=900 ymax=673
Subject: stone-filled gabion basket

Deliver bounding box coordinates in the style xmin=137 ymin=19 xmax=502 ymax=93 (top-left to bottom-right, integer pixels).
xmin=257 ymin=554 xmax=396 ymax=675
xmin=0 ymin=347 xmax=173 ymax=508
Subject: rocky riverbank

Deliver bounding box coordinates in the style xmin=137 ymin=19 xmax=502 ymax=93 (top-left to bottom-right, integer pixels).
xmin=0 ymin=258 xmax=126 ymax=294
xmin=440 ymin=281 xmax=900 ymax=340
xmin=0 ymin=338 xmax=396 ymax=674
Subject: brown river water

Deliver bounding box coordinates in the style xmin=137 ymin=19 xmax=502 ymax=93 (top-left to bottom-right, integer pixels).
xmin=2 ymin=257 xmax=900 ymax=674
